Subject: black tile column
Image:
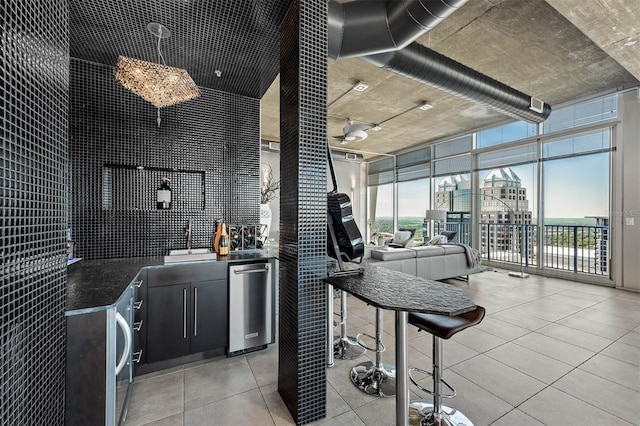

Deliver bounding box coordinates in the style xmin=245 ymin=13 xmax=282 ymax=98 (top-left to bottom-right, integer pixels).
xmin=0 ymin=0 xmax=68 ymax=423
xmin=277 ymin=0 xmax=328 ymax=424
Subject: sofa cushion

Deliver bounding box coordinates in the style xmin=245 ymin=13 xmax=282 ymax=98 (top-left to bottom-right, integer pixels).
xmin=371 ymin=247 xmax=416 ymax=261
xmin=412 ymin=245 xmax=445 ymax=258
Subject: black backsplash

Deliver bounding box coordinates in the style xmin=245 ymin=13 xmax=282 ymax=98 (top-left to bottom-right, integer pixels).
xmin=1 ymin=0 xmax=68 ymax=423
xmin=69 ymin=59 xmax=261 ymax=259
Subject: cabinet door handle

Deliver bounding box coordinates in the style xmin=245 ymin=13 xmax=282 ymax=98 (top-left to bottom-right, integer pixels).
xmin=134 ymin=300 xmax=143 ymax=310
xmin=133 ymin=320 xmax=143 ymax=331
xmin=132 ymin=350 xmax=143 ymax=363
xmin=193 ymin=287 xmax=198 ymax=337
xmin=183 ymin=288 xmax=187 ymax=339
xmin=132 ymin=279 xmax=144 ymax=288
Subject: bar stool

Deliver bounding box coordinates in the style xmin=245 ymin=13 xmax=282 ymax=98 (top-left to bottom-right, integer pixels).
xmin=334 ymin=290 xmax=367 ymax=360
xmin=408 ymin=306 xmax=486 ymax=426
xmin=350 ymin=307 xmax=396 ymax=397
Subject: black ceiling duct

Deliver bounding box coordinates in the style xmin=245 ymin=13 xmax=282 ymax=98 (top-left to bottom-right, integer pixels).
xmin=328 ymin=0 xmax=551 ymax=123
xmin=363 ymin=43 xmax=552 ymax=123
xmin=328 ymin=0 xmax=468 ymax=59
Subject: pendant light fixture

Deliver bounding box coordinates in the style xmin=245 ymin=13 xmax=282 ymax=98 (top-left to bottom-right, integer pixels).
xmin=114 ymin=23 xmax=200 ymax=126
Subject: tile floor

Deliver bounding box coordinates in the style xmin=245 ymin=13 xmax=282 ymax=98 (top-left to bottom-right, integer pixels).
xmin=124 ymin=269 xmax=640 ymax=426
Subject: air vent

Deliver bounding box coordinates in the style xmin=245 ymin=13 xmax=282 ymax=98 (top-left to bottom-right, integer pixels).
xmin=268 ymin=142 xmax=280 ymax=151
xmin=345 ymin=153 xmax=363 ymax=162
xmin=529 ymin=97 xmax=544 ymax=113
xmin=261 ymin=140 xmax=280 ymax=152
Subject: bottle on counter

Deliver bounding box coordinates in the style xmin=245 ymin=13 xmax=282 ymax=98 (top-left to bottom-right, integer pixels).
xmin=219 ymin=222 xmax=229 ymax=256
xmin=213 ymin=220 xmax=222 ymax=254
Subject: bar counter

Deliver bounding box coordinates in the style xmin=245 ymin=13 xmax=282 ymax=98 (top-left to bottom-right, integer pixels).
xmin=325 ymin=264 xmax=476 ymax=425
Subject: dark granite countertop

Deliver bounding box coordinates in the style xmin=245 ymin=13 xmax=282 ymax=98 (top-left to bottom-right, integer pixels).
xmin=66 ymin=257 xmax=162 ymax=313
xmin=66 ymin=249 xmax=278 ymax=313
xmin=325 ymin=264 xmax=475 ymax=316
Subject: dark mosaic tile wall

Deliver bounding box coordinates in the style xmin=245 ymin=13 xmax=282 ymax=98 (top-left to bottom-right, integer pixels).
xmin=69 ymin=59 xmax=260 ymax=259
xmin=277 ymin=1 xmax=328 ymax=424
xmin=1 ymin=0 xmax=68 ymax=424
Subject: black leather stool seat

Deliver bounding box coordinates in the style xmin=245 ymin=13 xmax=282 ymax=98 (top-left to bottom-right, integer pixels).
xmin=408 ymin=306 xmax=486 ymax=340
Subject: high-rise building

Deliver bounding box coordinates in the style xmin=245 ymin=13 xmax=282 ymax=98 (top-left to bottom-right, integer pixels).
xmin=435 ymin=168 xmax=533 ymax=252
xmin=479 ymin=168 xmax=532 ymax=225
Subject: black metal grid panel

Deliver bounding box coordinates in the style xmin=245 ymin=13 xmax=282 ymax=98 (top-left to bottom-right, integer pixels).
xmin=70 ymin=0 xmax=294 ymax=98
xmin=1 ymin=0 xmax=69 ymax=424
xmin=69 ymin=59 xmax=260 ymax=259
xmin=277 ymin=1 xmax=328 ymax=424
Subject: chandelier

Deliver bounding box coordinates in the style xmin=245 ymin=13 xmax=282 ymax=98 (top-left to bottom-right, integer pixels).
xmin=114 ymin=23 xmax=200 ymax=120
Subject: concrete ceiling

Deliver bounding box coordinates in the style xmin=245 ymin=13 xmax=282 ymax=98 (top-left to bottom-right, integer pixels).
xmin=260 ymin=0 xmax=640 ymax=159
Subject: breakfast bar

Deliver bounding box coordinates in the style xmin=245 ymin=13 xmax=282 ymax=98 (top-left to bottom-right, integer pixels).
xmin=325 ymin=264 xmax=476 ymax=425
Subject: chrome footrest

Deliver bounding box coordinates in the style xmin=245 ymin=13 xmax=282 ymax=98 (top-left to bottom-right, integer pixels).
xmin=408 ymin=367 xmax=456 ymax=398
xmin=355 ymin=332 xmax=386 ymax=353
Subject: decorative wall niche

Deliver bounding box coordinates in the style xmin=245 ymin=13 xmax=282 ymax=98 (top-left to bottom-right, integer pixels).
xmin=102 ymin=164 xmax=205 ymax=211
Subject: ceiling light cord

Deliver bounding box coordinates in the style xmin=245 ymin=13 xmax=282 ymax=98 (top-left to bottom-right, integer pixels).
xmin=156 ymin=27 xmax=164 ymax=128
xmin=156 ymin=27 xmax=167 ymax=66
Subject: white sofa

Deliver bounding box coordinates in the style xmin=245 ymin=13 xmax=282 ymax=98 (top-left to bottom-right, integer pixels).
xmin=365 ymin=244 xmax=480 ymax=281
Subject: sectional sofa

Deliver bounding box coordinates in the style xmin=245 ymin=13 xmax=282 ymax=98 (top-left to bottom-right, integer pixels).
xmin=365 ymin=244 xmax=482 ymax=281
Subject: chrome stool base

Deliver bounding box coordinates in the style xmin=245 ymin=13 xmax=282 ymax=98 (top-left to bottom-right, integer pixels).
xmin=334 ymin=336 xmax=366 ymax=359
xmin=409 ymin=400 xmax=474 ymax=426
xmin=350 ymin=360 xmax=397 ymax=397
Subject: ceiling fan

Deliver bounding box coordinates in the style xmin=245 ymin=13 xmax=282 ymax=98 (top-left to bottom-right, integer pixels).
xmin=331 ymin=118 xmax=373 ymax=144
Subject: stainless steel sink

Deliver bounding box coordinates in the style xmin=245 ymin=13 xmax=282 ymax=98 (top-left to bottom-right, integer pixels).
xmin=164 ymin=248 xmax=217 ymax=263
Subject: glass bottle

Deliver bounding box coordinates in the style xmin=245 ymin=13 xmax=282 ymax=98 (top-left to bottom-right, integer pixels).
xmin=219 ymin=223 xmax=229 ymax=256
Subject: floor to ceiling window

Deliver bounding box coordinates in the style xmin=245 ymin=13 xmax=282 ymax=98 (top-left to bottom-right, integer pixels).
xmin=396 ymin=148 xmax=430 ymax=243
xmin=431 ymin=136 xmax=472 ymax=244
xmin=365 ymin=92 xmax=617 ymax=280
xmin=367 ymin=156 xmax=394 ymax=244
xmin=542 ymin=130 xmax=611 ymax=275
xmin=475 ymin=139 xmax=538 ymax=267
xmin=539 ymin=94 xmax=615 ymax=276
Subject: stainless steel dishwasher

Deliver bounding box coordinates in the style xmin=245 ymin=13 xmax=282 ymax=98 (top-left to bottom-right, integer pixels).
xmin=228 ymin=262 xmax=273 ymax=355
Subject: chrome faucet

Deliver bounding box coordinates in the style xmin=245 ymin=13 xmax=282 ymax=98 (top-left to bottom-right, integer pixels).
xmin=185 ymin=219 xmax=193 ymax=250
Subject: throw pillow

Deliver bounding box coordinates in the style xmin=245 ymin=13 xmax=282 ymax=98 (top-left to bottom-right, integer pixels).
xmin=429 ymin=234 xmax=448 ymax=245
xmin=392 ymin=230 xmax=412 ymax=246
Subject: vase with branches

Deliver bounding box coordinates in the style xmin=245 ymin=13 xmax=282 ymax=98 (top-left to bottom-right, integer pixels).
xmin=261 ymin=163 xmax=280 ymax=204
xmin=260 ymin=164 xmax=279 ymax=240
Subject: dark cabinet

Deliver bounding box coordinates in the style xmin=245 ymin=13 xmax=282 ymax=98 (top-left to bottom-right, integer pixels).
xmin=191 ymin=280 xmax=227 ymax=353
xmin=145 ymin=262 xmax=228 ymax=364
xmin=147 ymin=284 xmax=191 ymax=362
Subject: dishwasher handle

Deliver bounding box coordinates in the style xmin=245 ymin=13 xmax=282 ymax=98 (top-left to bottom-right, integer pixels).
xmin=115 ymin=312 xmax=132 ymax=376
xmin=233 ymin=266 xmax=269 ymax=274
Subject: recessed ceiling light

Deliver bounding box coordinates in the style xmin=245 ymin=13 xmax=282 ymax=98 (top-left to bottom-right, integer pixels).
xmin=371 ymin=125 xmax=382 ymax=131
xmin=419 ymin=102 xmax=433 ymax=111
xmin=353 ymin=81 xmax=369 ymax=92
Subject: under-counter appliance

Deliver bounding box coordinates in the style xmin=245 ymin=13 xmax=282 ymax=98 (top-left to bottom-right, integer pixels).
xmin=65 ymin=282 xmax=135 ymax=426
xmin=228 ymin=262 xmax=273 ymax=355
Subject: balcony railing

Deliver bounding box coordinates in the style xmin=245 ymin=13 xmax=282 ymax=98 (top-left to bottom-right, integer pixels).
xmin=435 ymin=222 xmax=609 ymax=276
